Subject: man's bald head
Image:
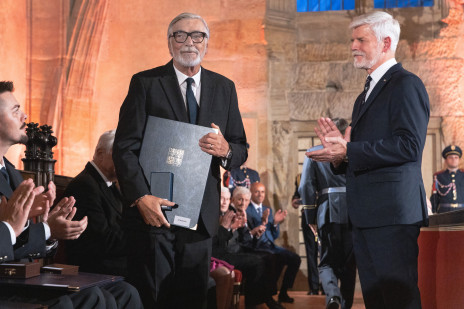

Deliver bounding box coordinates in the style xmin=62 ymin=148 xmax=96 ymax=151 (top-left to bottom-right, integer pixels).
xmin=250 ymin=182 xmax=266 ymax=205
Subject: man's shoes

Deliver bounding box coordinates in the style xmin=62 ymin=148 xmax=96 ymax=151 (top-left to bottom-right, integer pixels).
xmin=326 ymin=296 xmax=341 ymax=309
xmin=307 ymin=290 xmax=319 ymax=295
xmin=278 ymin=292 xmax=294 ymax=303
xmin=265 ymin=297 xmax=285 ymax=309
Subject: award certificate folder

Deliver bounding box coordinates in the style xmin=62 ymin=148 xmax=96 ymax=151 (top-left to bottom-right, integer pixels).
xmin=139 ymin=116 xmax=215 ymax=229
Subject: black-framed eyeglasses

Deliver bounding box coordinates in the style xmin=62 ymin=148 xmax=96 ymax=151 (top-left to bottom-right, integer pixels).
xmin=170 ymin=31 xmax=207 ymax=43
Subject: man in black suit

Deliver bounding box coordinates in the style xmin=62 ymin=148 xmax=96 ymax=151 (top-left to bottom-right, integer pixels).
xmin=299 ymin=118 xmax=356 ymax=309
xmin=64 ymin=129 xmax=128 ymax=277
xmin=113 ymin=12 xmax=247 ymax=309
xmin=308 ymin=11 xmax=429 ymax=309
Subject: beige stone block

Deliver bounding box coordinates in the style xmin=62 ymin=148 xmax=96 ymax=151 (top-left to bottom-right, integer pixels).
xmin=296 ymin=20 xmax=351 ymax=43
xmin=403 ymin=59 xmax=464 ymax=88
xmin=297 ymin=43 xmax=350 ymax=62
xmin=269 ymin=61 xmax=295 ymax=90
xmin=294 ymin=62 xmax=330 ymax=91
xmin=441 ymin=116 xmax=464 ymax=148
xmin=327 ymin=62 xmax=366 ymax=92
xmin=327 ymin=92 xmax=357 ymax=120
xmin=288 ymin=91 xmax=328 ymax=120
xmin=396 ymin=39 xmax=460 ymax=61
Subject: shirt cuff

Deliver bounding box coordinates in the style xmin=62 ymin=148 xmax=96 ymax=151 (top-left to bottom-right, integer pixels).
xmin=43 ymin=222 xmax=51 ymax=240
xmin=2 ymin=221 xmax=16 ymax=245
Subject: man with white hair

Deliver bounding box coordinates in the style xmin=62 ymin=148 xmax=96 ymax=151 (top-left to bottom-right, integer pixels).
xmin=64 ymin=129 xmax=142 ymax=308
xmin=64 ymin=130 xmax=127 ymax=276
xmin=308 ymin=11 xmax=429 ymax=309
xmin=113 ymin=12 xmax=247 ymax=308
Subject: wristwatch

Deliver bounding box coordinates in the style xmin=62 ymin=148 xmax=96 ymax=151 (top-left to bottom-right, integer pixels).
xmin=224 ymin=145 xmax=232 ymax=160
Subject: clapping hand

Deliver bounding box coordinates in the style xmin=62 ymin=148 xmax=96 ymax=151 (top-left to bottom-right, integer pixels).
xmin=0 ymin=179 xmax=41 ymax=237
xmin=274 ymin=209 xmax=287 ymax=225
xmin=29 ymin=181 xmax=56 ymax=218
xmin=47 ymin=197 xmax=88 ymax=240
xmin=307 ymin=117 xmax=351 ymax=167
xmin=262 ymin=208 xmax=270 ymax=225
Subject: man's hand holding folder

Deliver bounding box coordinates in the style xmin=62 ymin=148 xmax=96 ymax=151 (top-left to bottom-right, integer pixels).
xmin=135 ymin=195 xmax=175 ymax=228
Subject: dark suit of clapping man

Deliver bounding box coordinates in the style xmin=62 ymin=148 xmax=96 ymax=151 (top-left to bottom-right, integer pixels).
xmin=113 ymin=12 xmax=247 ymax=309
xmin=307 ymin=12 xmax=429 ymax=309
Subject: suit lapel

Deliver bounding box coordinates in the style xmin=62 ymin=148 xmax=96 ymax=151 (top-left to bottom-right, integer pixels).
xmin=159 ymin=61 xmax=189 ymax=123
xmin=197 ymin=68 xmax=214 ymax=127
xmin=351 ymin=63 xmax=402 ymax=129
xmin=86 ymin=163 xmax=123 ymax=215
xmin=0 ymin=158 xmax=22 ymax=198
xmin=0 ymin=175 xmax=12 ymax=199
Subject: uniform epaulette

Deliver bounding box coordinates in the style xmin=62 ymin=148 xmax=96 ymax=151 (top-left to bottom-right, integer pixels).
xmin=433 ymin=170 xmax=446 ymax=176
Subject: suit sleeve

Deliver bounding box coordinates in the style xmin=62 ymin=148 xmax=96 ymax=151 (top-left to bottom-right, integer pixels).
xmin=221 ymin=81 xmax=248 ymax=170
xmin=113 ymin=75 xmax=151 ymax=203
xmin=299 ymin=158 xmax=318 ymax=207
xmin=347 ymin=75 xmax=429 ymax=172
xmin=299 ymin=158 xmax=319 ymax=224
xmin=0 ymin=223 xmax=14 ymax=263
xmin=13 ymin=223 xmax=46 ymax=260
xmin=267 ymin=208 xmax=280 ymax=240
xmin=214 ymin=226 xmax=233 ymax=250
xmin=65 ymin=181 xmax=126 ymax=257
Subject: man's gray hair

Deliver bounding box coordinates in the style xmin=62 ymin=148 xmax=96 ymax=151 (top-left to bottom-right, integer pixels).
xmin=167 ymin=12 xmax=210 ymax=40
xmin=221 ymin=187 xmax=231 ymax=196
xmin=94 ymin=129 xmax=116 ymax=156
xmin=232 ymin=186 xmax=251 ymax=199
xmin=349 ymin=11 xmax=400 ymax=52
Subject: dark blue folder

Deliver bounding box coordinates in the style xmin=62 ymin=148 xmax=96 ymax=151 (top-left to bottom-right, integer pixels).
xmin=139 ymin=116 xmax=215 ymax=229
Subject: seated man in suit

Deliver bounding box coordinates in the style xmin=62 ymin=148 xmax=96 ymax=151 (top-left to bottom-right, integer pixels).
xmin=247 ymin=182 xmax=301 ymax=304
xmin=64 ymin=129 xmax=128 ymax=277
xmin=213 ymin=186 xmax=283 ymax=309
xmin=0 ymin=81 xmax=141 ymax=308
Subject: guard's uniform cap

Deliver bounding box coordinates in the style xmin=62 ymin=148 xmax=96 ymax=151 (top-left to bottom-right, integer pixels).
xmin=442 ymin=145 xmax=462 ymax=159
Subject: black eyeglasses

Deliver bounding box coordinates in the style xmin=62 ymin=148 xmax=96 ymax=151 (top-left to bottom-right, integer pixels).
xmin=170 ymin=31 xmax=207 ymax=43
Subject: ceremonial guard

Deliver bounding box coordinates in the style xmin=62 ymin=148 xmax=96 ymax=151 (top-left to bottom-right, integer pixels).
xmin=431 ymin=145 xmax=464 ymax=213
xmin=223 ymin=143 xmax=260 ymax=191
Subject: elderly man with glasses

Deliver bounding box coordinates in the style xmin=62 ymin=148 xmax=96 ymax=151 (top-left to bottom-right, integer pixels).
xmin=113 ymin=12 xmax=248 ymax=309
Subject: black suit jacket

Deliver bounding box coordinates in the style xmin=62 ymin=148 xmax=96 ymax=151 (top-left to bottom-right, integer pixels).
xmin=335 ymin=63 xmax=430 ymax=228
xmin=0 ymin=158 xmax=46 ymax=262
xmin=64 ymin=163 xmax=127 ymax=276
xmin=113 ymin=60 xmax=247 ymax=236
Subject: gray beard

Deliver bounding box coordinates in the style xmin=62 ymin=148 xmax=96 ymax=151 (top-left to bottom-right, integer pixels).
xmin=174 ymin=53 xmax=202 ymax=67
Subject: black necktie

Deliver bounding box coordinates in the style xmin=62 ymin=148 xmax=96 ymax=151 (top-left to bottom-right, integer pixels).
xmin=0 ymin=167 xmax=10 ymax=184
xmin=361 ymin=75 xmax=372 ymax=104
xmin=186 ymin=78 xmax=198 ymax=124
xmin=352 ymin=75 xmax=373 ymax=122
